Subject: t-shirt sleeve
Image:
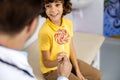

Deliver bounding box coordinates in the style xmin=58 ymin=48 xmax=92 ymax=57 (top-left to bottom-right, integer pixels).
xmin=38 ymin=32 xmax=51 ymax=50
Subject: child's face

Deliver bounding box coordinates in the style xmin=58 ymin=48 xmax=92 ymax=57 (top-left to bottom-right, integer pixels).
xmin=45 ymin=1 xmax=63 ymax=24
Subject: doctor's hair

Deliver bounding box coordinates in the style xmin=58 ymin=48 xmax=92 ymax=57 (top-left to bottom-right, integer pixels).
xmin=0 ymin=0 xmax=43 ymax=35
xmin=40 ymin=0 xmax=72 ymax=18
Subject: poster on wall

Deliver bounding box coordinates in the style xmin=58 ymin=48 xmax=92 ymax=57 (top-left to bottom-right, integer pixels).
xmin=104 ymin=0 xmax=120 ymax=37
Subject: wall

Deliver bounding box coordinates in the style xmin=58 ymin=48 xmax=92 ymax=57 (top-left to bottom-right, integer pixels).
xmin=67 ymin=0 xmax=104 ymax=35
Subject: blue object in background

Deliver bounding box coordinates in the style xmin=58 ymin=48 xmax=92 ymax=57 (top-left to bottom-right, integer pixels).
xmin=104 ymin=0 xmax=120 ymax=37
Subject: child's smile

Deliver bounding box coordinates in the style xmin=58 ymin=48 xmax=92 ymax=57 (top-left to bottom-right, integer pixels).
xmin=45 ymin=1 xmax=63 ymax=26
xmin=50 ymin=13 xmax=59 ymax=18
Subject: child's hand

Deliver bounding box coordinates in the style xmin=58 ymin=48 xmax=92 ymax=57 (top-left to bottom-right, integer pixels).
xmin=57 ymin=55 xmax=72 ymax=78
xmin=57 ymin=52 xmax=67 ymax=62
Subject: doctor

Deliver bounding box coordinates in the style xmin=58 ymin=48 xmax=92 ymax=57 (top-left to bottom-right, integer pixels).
xmin=0 ymin=0 xmax=72 ymax=80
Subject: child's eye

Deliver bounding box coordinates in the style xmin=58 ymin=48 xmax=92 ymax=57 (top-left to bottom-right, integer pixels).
xmin=56 ymin=3 xmax=61 ymax=7
xmin=45 ymin=4 xmax=51 ymax=8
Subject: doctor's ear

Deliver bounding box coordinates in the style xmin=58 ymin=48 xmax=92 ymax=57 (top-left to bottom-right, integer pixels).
xmin=26 ymin=17 xmax=39 ymax=35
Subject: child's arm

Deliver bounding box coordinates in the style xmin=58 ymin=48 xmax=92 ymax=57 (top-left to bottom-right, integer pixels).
xmin=70 ymin=39 xmax=85 ymax=80
xmin=41 ymin=50 xmax=58 ymax=68
xmin=41 ymin=50 xmax=67 ymax=68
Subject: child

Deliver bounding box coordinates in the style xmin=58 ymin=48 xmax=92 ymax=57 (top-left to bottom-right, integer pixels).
xmin=38 ymin=0 xmax=102 ymax=80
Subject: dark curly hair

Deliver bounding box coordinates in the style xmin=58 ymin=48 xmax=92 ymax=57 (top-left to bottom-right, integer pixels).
xmin=40 ymin=0 xmax=72 ymax=18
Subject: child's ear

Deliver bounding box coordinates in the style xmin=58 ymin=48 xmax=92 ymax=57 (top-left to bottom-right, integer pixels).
xmin=27 ymin=17 xmax=39 ymax=36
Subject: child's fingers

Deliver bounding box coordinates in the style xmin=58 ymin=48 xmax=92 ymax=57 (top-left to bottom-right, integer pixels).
xmin=57 ymin=56 xmax=63 ymax=61
xmin=57 ymin=52 xmax=67 ymax=62
xmin=57 ymin=52 xmax=66 ymax=57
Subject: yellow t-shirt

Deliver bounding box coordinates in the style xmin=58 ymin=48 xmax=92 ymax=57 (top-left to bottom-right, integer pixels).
xmin=38 ymin=17 xmax=73 ymax=73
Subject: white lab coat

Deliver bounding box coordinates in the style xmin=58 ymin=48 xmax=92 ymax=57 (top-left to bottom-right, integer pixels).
xmin=0 ymin=46 xmax=37 ymax=80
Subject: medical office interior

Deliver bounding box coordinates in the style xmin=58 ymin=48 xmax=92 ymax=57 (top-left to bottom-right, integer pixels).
xmin=24 ymin=0 xmax=120 ymax=80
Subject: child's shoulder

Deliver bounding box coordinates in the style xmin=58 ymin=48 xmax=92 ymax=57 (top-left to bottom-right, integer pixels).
xmin=63 ymin=17 xmax=71 ymax=21
xmin=63 ymin=17 xmax=72 ymax=24
xmin=39 ymin=23 xmax=49 ymax=33
xmin=40 ymin=21 xmax=49 ymax=29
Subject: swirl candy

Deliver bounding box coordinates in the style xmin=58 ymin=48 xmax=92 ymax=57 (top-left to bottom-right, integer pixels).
xmin=54 ymin=29 xmax=70 ymax=45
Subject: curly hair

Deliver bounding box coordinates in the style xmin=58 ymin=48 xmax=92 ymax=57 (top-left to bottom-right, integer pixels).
xmin=40 ymin=0 xmax=72 ymax=18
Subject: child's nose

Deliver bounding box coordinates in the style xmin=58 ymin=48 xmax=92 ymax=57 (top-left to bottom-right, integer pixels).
xmin=51 ymin=6 xmax=57 ymax=12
